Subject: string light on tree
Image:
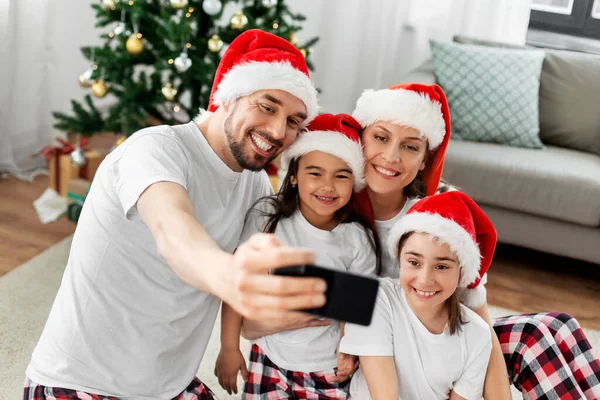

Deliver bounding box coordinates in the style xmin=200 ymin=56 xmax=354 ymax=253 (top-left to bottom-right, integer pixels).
xmin=102 ymin=0 xmax=119 ymax=10
xmin=230 ymin=11 xmax=248 ymax=30
xmin=208 ymin=34 xmax=223 ymax=53
xmin=170 ymin=0 xmax=188 ymax=9
xmin=161 ymin=83 xmax=178 ymax=101
xmin=91 ymin=80 xmax=108 ymax=98
xmin=202 ymin=0 xmax=222 ymax=16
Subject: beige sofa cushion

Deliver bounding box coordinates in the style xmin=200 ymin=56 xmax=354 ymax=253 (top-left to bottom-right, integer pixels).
xmin=443 ymin=140 xmax=600 ymax=227
xmin=539 ymin=49 xmax=600 ymax=156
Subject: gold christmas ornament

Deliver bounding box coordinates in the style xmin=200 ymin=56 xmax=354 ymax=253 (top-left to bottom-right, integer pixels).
xmin=91 ymin=80 xmax=108 ymax=98
xmin=126 ymin=34 xmax=144 ymax=55
xmin=78 ymin=69 xmax=95 ymax=88
xmin=300 ymin=48 xmax=307 ymax=58
xmin=230 ymin=11 xmax=248 ymax=30
xmin=208 ymin=35 xmax=224 ymax=53
xmin=289 ymin=32 xmax=297 ymax=46
xmin=161 ymin=83 xmax=178 ymax=101
xmin=170 ymin=0 xmax=188 ymax=9
xmin=102 ymin=0 xmax=119 ymax=10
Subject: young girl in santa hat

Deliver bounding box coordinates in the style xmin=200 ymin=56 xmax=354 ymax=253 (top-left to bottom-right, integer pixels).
xmin=341 ymin=191 xmax=495 ymax=399
xmin=214 ymin=113 xmax=381 ymax=399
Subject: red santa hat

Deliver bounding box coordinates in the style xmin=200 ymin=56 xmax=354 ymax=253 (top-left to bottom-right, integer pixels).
xmin=196 ymin=29 xmax=319 ymax=124
xmin=387 ymin=191 xmax=497 ymax=309
xmin=281 ymin=113 xmax=365 ymax=191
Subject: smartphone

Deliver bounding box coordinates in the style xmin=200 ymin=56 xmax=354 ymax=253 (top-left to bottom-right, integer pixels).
xmin=273 ymin=264 xmax=380 ymax=326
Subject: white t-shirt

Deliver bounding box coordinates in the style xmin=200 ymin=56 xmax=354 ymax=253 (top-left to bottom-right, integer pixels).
xmin=375 ymin=197 xmax=418 ymax=279
xmin=27 ymin=122 xmax=273 ymax=400
xmin=340 ymin=278 xmax=492 ymax=400
xmin=240 ymin=206 xmax=377 ymax=373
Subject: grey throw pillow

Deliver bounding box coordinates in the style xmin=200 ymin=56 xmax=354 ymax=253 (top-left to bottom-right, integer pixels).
xmin=539 ymin=49 xmax=600 ymax=155
xmin=430 ymin=40 xmax=546 ymax=149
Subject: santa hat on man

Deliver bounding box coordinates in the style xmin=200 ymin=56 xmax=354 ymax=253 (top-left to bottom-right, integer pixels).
xmin=196 ymin=29 xmax=319 ymax=124
xmin=352 ymin=83 xmax=452 ymax=228
xmin=281 ymin=113 xmax=365 ymax=191
xmin=387 ymin=191 xmax=497 ymax=310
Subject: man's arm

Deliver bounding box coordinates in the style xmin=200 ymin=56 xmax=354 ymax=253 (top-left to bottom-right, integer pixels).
xmin=473 ymin=302 xmax=512 ymax=400
xmin=241 ymin=312 xmax=331 ymax=340
xmin=360 ymin=356 xmax=399 ymax=400
xmin=136 ymin=181 xmax=327 ymax=320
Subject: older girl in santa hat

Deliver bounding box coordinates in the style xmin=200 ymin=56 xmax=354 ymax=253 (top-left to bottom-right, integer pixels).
xmin=349 ymin=83 xmax=600 ymax=399
xmin=215 ymin=113 xmax=380 ymax=399
xmin=341 ymin=191 xmax=495 ymax=399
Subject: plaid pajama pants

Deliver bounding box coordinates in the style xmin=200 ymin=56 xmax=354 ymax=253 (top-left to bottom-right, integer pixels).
xmin=243 ymin=344 xmax=350 ymax=399
xmin=493 ymin=312 xmax=600 ymax=400
xmin=23 ymin=376 xmax=216 ymax=400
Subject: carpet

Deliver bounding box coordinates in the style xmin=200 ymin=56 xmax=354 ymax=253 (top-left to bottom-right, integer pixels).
xmin=1 ymin=236 xmax=598 ymax=399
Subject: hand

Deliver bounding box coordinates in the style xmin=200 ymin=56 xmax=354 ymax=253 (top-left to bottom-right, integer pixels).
xmin=214 ymin=348 xmax=249 ymax=395
xmin=242 ymin=311 xmax=332 ymax=340
xmin=330 ymin=351 xmax=358 ymax=383
xmin=214 ymin=233 xmax=326 ymax=321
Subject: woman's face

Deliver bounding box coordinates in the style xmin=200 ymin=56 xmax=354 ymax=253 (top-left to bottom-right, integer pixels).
xmin=361 ymin=121 xmax=428 ymax=197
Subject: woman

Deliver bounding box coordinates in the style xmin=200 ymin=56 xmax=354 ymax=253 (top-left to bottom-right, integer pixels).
xmin=347 ymin=82 xmax=600 ymax=399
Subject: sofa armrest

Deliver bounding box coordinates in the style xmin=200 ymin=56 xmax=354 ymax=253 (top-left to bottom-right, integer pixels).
xmin=398 ymin=59 xmax=436 ymax=85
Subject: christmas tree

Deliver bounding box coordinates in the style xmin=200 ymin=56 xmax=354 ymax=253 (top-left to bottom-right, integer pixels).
xmin=53 ymin=0 xmax=318 ymax=137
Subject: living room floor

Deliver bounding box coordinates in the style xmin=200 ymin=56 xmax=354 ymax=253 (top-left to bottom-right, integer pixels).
xmin=1 ymin=175 xmax=599 ymax=330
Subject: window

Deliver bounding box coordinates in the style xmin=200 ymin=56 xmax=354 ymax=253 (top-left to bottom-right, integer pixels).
xmin=529 ymin=0 xmax=600 ymax=39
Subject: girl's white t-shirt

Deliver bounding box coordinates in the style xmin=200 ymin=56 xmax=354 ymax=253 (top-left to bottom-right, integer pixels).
xmin=240 ymin=206 xmax=377 ymax=373
xmin=375 ymin=197 xmax=419 ymax=279
xmin=340 ymin=278 xmax=492 ymax=400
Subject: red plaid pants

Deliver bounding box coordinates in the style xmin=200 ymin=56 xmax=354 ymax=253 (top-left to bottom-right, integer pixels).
xmin=243 ymin=344 xmax=350 ymax=399
xmin=494 ymin=312 xmax=600 ymax=400
xmin=23 ymin=376 xmax=216 ymax=400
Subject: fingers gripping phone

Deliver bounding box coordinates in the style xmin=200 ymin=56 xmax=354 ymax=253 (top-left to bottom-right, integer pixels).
xmin=274 ymin=265 xmax=380 ymax=326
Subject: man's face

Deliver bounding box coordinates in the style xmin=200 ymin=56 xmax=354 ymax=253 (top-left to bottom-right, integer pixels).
xmin=223 ymin=89 xmax=308 ymax=171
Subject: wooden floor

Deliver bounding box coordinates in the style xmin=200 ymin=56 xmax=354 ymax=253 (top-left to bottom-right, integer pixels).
xmin=1 ymin=175 xmax=599 ymax=330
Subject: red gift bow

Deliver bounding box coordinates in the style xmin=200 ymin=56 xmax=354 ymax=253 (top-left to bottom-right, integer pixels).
xmin=34 ymin=137 xmax=89 ymax=159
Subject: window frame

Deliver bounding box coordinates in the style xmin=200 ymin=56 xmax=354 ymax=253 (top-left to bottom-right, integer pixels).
xmin=529 ymin=0 xmax=600 ymax=39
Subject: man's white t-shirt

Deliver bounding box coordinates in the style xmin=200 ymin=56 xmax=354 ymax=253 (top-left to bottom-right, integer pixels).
xmin=340 ymin=278 xmax=492 ymax=400
xmin=26 ymin=122 xmax=272 ymax=399
xmin=375 ymin=198 xmax=418 ymax=279
xmin=240 ymin=206 xmax=377 ymax=373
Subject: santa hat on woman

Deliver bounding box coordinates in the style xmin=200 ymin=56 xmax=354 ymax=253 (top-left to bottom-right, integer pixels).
xmin=281 ymin=113 xmax=365 ymax=191
xmin=196 ymin=29 xmax=319 ymax=124
xmin=387 ymin=191 xmax=497 ymax=310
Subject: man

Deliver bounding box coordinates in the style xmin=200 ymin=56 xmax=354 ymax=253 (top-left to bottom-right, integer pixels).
xmin=25 ymin=29 xmax=328 ymax=400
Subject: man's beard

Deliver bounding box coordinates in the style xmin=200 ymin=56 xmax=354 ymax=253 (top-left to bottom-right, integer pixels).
xmin=224 ymin=109 xmax=281 ymax=171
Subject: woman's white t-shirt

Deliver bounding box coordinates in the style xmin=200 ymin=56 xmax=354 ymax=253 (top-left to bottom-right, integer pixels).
xmin=375 ymin=197 xmax=418 ymax=279
xmin=340 ymin=278 xmax=492 ymax=400
xmin=240 ymin=206 xmax=377 ymax=373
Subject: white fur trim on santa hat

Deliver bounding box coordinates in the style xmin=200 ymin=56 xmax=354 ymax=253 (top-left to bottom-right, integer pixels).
xmin=459 ymin=284 xmax=487 ymax=310
xmin=387 ymin=212 xmax=481 ymax=289
xmin=281 ymin=130 xmax=365 ymax=191
xmin=193 ymin=108 xmax=213 ymax=124
xmin=352 ymin=89 xmax=446 ymax=150
xmin=213 ymin=61 xmax=319 ymax=125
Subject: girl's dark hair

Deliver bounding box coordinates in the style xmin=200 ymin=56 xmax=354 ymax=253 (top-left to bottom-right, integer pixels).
xmin=396 ymin=232 xmax=466 ymax=335
xmin=245 ymin=157 xmax=383 ymax=275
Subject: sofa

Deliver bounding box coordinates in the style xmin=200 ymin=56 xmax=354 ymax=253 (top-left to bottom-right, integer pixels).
xmin=402 ymin=45 xmax=600 ymax=265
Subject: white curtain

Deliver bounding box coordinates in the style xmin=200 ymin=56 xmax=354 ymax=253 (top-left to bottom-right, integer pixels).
xmin=290 ymin=0 xmax=533 ymax=114
xmin=0 ymin=0 xmax=102 ymax=179
xmin=1 ymin=0 xmax=531 ymax=178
